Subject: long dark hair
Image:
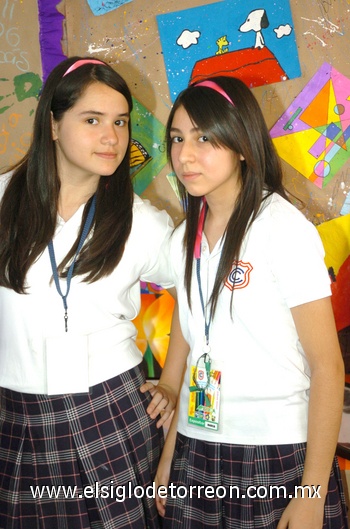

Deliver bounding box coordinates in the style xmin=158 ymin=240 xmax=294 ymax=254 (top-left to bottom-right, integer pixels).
xmin=0 ymin=56 xmax=134 ymax=293
xmin=166 ymin=76 xmax=289 ymax=315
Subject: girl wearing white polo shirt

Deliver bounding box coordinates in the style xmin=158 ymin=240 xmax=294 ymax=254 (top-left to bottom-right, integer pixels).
xmin=149 ymin=77 xmax=348 ymax=529
xmin=0 ymin=57 xmax=175 ymax=529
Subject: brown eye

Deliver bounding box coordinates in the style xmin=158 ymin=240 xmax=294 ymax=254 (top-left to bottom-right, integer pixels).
xmin=171 ymin=136 xmax=182 ymax=143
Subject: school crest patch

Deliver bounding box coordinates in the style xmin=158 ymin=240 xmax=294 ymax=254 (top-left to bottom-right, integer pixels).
xmin=225 ymin=261 xmax=253 ymax=291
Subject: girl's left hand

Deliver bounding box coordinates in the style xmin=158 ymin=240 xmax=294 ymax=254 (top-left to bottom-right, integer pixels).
xmin=277 ymin=495 xmax=325 ymax=529
xmin=140 ymin=381 xmax=176 ymax=428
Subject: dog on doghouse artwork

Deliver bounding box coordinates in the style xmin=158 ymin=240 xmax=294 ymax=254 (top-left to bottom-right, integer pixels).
xmin=239 ymin=8 xmax=269 ymax=49
xmin=157 ymin=0 xmax=301 ymax=101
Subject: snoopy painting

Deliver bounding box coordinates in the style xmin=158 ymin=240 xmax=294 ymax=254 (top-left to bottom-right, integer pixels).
xmin=157 ymin=0 xmax=301 ymax=101
xmin=239 ymin=9 xmax=269 ymax=49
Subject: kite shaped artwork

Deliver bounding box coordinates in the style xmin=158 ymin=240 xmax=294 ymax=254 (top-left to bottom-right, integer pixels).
xmin=157 ymin=0 xmax=300 ymax=101
xmin=270 ymin=63 xmax=350 ymax=188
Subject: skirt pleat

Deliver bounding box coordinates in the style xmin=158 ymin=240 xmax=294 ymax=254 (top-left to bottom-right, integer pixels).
xmin=0 ymin=363 xmax=164 ymax=529
xmin=163 ymin=433 xmax=349 ymax=529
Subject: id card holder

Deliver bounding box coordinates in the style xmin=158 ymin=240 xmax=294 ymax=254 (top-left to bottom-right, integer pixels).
xmin=45 ymin=334 xmax=89 ymax=395
xmin=188 ymin=365 xmax=221 ymax=431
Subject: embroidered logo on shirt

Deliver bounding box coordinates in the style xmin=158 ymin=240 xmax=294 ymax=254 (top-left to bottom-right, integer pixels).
xmin=225 ymin=261 xmax=253 ymax=291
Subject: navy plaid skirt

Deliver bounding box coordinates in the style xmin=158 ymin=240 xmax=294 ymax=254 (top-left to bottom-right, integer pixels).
xmin=0 ymin=363 xmax=164 ymax=529
xmin=163 ymin=433 xmax=349 ymax=529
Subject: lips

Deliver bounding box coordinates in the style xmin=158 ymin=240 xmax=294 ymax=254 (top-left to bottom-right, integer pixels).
xmin=181 ymin=172 xmax=200 ymax=180
xmin=95 ymin=152 xmax=118 ymax=159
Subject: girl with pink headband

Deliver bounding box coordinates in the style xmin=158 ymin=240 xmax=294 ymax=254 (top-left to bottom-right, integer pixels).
xmin=143 ymin=76 xmax=348 ymax=529
xmin=0 ymin=56 xmax=176 ymax=529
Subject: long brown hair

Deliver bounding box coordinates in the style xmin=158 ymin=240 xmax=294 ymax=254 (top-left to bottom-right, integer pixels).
xmin=166 ymin=76 xmax=289 ymax=315
xmin=0 ymin=56 xmax=134 ymax=293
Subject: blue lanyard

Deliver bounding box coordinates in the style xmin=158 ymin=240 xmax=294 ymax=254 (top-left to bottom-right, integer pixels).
xmin=48 ymin=194 xmax=96 ymax=332
xmin=194 ymin=199 xmax=212 ymax=352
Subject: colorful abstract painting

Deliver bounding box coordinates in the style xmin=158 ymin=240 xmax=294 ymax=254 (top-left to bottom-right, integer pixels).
xmin=133 ymin=283 xmax=175 ymax=379
xmin=157 ymin=0 xmax=300 ymax=101
xmin=270 ymin=63 xmax=350 ymax=188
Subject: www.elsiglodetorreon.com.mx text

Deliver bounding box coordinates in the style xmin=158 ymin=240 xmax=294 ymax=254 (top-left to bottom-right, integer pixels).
xmin=30 ymin=481 xmax=322 ymax=502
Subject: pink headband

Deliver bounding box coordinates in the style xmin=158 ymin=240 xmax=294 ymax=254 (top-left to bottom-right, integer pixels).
xmin=194 ymin=80 xmax=234 ymax=106
xmin=63 ymin=59 xmax=106 ymax=77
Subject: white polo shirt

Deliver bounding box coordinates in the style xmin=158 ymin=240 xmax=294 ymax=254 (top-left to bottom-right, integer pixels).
xmin=0 ymin=175 xmax=174 ymax=394
xmin=171 ymin=193 xmax=331 ymax=445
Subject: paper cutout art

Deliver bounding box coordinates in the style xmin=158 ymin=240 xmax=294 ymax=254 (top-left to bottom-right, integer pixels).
xmin=86 ymin=0 xmax=132 ymax=16
xmin=131 ymin=97 xmax=167 ymax=195
xmin=270 ymin=63 xmax=350 ymax=188
xmin=157 ymin=0 xmax=300 ymax=101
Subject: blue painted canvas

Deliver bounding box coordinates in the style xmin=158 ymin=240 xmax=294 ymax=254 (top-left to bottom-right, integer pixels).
xmin=157 ymin=0 xmax=301 ymax=101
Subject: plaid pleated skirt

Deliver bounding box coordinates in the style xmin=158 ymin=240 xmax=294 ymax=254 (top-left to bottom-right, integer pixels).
xmin=0 ymin=363 xmax=164 ymax=529
xmin=163 ymin=433 xmax=349 ymax=529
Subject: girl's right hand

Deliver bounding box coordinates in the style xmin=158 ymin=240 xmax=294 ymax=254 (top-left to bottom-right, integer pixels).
xmin=140 ymin=381 xmax=176 ymax=428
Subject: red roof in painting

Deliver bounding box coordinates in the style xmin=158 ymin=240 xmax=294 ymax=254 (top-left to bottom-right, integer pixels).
xmin=190 ymin=46 xmax=288 ymax=88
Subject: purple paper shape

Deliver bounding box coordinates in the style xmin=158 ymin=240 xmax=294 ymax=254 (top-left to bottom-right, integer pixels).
xmin=38 ymin=0 xmax=67 ymax=83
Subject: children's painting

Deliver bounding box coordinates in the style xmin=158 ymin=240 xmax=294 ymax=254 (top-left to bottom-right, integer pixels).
xmin=157 ymin=0 xmax=301 ymax=101
xmin=270 ymin=63 xmax=350 ymax=189
xmin=133 ymin=283 xmax=175 ymax=379
xmin=130 ymin=97 xmax=167 ymax=195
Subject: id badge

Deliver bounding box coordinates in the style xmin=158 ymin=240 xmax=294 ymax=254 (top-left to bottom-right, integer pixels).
xmin=45 ymin=334 xmax=89 ymax=395
xmin=188 ymin=362 xmax=221 ymax=431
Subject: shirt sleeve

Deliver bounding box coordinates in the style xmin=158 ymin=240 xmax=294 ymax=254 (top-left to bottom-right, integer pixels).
xmin=135 ymin=196 xmax=175 ymax=289
xmin=268 ymin=200 xmax=331 ymax=308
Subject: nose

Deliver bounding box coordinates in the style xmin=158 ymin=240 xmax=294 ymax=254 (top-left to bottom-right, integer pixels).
xmin=101 ymin=124 xmax=119 ymax=145
xmin=177 ymin=140 xmax=195 ymax=164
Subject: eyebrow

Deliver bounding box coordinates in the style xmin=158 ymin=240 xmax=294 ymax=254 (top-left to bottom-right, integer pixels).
xmin=170 ymin=126 xmax=199 ymax=133
xmin=78 ymin=110 xmax=130 ymax=118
